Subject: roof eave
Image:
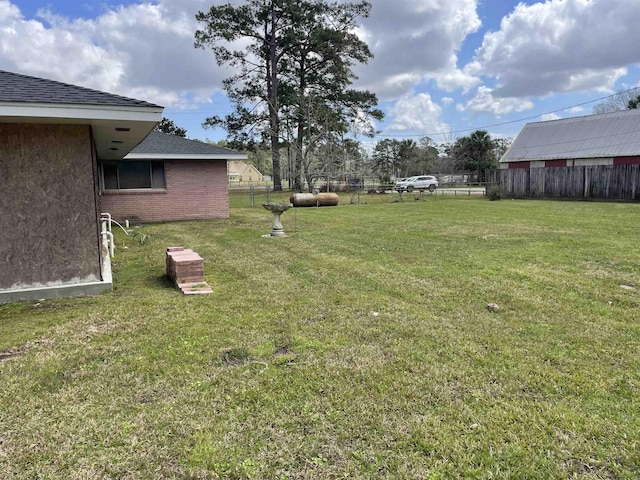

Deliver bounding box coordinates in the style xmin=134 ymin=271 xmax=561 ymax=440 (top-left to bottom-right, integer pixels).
xmin=0 ymin=102 xmax=164 ymax=161
xmin=501 ymin=153 xmax=626 ymax=163
xmin=124 ymin=153 xmax=248 ymax=160
xmin=0 ymin=102 xmax=162 ymax=120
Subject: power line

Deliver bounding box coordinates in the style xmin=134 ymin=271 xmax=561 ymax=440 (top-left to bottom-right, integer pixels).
xmin=161 ymin=86 xmax=640 ymax=143
xmin=374 ymin=86 xmax=640 ymax=140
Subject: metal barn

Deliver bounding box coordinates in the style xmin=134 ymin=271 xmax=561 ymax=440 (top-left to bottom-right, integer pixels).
xmin=498 ymin=109 xmax=640 ymax=200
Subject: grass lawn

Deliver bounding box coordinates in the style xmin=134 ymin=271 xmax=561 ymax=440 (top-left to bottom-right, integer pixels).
xmin=1 ymin=195 xmax=639 ymax=479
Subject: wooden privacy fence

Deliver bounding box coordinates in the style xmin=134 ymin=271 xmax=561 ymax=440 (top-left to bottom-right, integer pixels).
xmin=497 ymin=165 xmax=640 ymax=201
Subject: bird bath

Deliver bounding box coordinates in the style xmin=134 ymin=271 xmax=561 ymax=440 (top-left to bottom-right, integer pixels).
xmin=262 ymin=202 xmax=293 ymax=237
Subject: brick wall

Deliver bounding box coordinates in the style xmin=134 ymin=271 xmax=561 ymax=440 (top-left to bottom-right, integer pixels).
xmin=100 ymin=160 xmax=229 ymax=223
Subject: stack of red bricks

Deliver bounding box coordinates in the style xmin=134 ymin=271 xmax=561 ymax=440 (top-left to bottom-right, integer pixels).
xmin=166 ymin=246 xmax=212 ymax=295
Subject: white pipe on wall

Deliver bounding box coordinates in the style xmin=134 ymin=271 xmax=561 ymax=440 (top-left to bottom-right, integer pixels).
xmin=102 ymin=231 xmax=114 ymax=258
xmin=100 ymin=212 xmax=112 ymax=233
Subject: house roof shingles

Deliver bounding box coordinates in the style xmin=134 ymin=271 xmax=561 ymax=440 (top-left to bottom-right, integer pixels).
xmin=0 ymin=70 xmax=161 ymax=108
xmin=129 ymin=131 xmax=246 ymax=157
xmin=501 ymin=108 xmax=640 ymax=163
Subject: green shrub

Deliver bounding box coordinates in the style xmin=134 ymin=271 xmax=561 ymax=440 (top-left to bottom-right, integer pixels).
xmin=488 ymin=185 xmax=502 ymax=201
xmin=380 ymin=174 xmax=392 ymax=186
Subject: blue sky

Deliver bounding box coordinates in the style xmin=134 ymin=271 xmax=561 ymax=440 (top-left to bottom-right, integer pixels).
xmin=2 ymin=0 xmax=640 ymax=148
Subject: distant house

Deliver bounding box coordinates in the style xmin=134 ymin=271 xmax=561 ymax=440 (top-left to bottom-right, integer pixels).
xmin=0 ymin=70 xmax=163 ymax=303
xmin=228 ymin=160 xmax=263 ymax=183
xmin=99 ymin=131 xmax=247 ymax=223
xmin=498 ymin=109 xmax=640 ymax=200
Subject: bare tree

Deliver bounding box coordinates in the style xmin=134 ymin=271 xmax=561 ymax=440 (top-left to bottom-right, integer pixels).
xmin=592 ymin=89 xmax=640 ymax=114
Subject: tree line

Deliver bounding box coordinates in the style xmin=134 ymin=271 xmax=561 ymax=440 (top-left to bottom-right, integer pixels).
xmin=235 ymin=131 xmax=510 ymax=186
xmin=156 ymin=115 xmax=511 ymax=186
xmin=371 ymin=131 xmax=510 ymax=184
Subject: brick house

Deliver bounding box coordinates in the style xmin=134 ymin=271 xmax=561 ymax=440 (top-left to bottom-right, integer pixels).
xmin=0 ymin=70 xmax=163 ymax=303
xmin=99 ymin=131 xmax=247 ymax=223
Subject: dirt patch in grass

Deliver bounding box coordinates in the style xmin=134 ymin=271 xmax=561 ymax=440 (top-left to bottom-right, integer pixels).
xmin=0 ymin=339 xmax=53 ymax=363
xmin=220 ymin=347 xmax=251 ymax=366
xmin=0 ymin=348 xmax=23 ymax=362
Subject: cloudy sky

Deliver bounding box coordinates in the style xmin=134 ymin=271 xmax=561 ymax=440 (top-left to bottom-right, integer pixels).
xmin=2 ymin=0 xmax=640 ymax=146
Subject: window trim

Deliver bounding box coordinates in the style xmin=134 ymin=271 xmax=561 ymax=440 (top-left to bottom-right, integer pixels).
xmin=101 ymin=160 xmax=166 ymax=192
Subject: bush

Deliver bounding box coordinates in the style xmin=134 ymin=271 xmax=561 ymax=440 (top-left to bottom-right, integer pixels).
xmin=488 ymin=186 xmax=502 ymax=201
xmin=380 ymin=174 xmax=392 ymax=186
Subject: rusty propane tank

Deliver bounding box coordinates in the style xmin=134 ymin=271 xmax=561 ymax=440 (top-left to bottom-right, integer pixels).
xmin=289 ymin=192 xmax=340 ymax=207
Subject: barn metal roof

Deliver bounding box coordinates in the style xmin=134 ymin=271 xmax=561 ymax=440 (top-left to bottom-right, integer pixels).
xmin=500 ymin=109 xmax=640 ymax=163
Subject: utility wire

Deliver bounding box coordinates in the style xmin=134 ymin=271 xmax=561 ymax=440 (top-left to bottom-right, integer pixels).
xmin=374 ymin=86 xmax=640 ymax=139
xmin=161 ymin=86 xmax=640 ymax=141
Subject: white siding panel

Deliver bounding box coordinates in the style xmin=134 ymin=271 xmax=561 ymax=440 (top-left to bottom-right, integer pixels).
xmin=574 ymin=158 xmax=613 ymax=167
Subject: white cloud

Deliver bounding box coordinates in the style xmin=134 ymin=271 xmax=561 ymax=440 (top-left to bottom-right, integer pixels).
xmin=356 ymin=0 xmax=481 ymax=100
xmin=0 ymin=1 xmax=125 ymax=92
xmin=469 ymin=0 xmax=640 ymax=98
xmin=540 ymin=113 xmax=562 ymax=122
xmin=0 ymin=0 xmax=225 ymax=107
xmin=7 ymin=0 xmax=637 ymax=138
xmin=387 ymin=93 xmax=450 ymax=138
xmin=434 ymin=63 xmax=480 ymax=92
xmin=0 ymin=0 xmax=19 ymax=20
xmin=464 ymin=86 xmax=534 ymax=116
xmin=0 ymin=0 xmax=485 ymax=116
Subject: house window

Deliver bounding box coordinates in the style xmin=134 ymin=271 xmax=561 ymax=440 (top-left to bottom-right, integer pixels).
xmin=102 ymin=161 xmax=166 ymax=190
